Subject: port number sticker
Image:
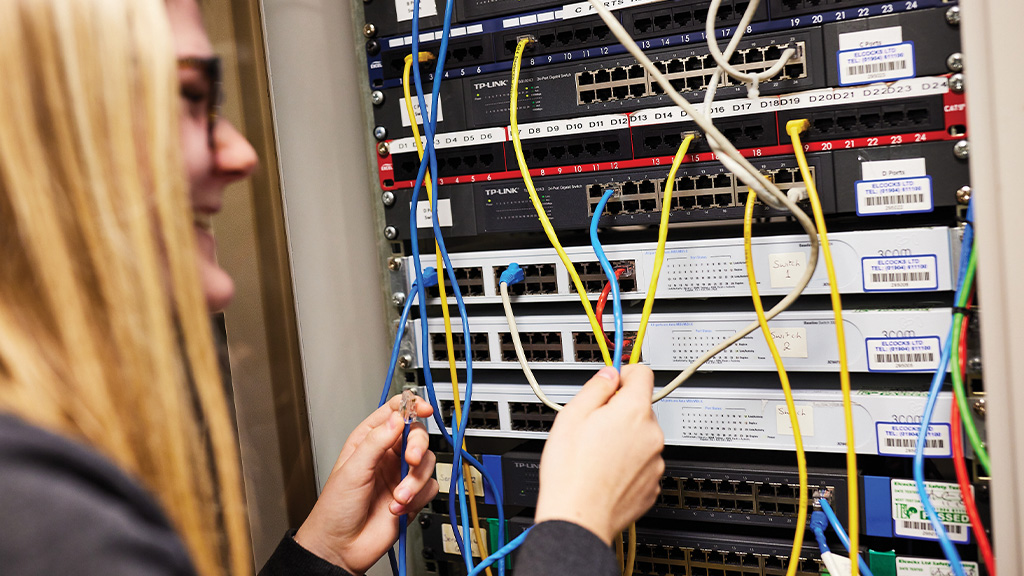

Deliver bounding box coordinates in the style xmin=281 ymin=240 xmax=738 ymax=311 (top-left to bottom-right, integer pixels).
xmin=896 ymin=557 xmax=979 ymax=576
xmin=442 ymin=524 xmax=488 ymax=557
xmin=866 ymin=337 xmax=940 ymax=372
xmin=891 ymin=479 xmax=970 ymax=543
xmin=862 ymin=255 xmax=938 ymax=292
xmin=876 ymin=422 xmax=951 ymax=457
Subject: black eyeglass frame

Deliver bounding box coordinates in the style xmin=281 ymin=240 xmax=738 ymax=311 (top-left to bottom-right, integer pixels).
xmin=177 ymin=56 xmax=223 ymax=148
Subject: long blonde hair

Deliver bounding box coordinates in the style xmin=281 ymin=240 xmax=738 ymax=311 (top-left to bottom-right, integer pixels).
xmin=0 ymin=1 xmax=250 ymax=575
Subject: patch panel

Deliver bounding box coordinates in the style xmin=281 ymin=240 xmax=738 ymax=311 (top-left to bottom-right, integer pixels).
xmin=499 ymin=332 xmax=563 ymax=362
xmin=438 ymin=400 xmax=502 ymax=430
xmin=628 ymin=528 xmax=823 ymax=576
xmin=508 ymin=401 xmax=557 ymax=432
xmin=426 ymin=266 xmax=486 ymax=298
xmin=430 ymin=332 xmax=491 ymax=362
xmin=572 ymin=331 xmax=639 ymax=362
xmin=635 ymin=114 xmax=777 ymax=157
xmin=569 ymin=259 xmax=637 ymax=293
xmin=501 ymin=452 xmax=851 ymax=528
xmin=427 ymin=383 xmax=959 ymax=454
xmin=777 ymin=97 xmax=945 ymax=144
xmin=576 ymin=42 xmax=808 ymax=105
xmin=624 ymin=0 xmax=764 ymax=41
xmin=391 ymin=142 xmax=504 ymax=181
xmin=415 ymin=308 xmax=953 ymax=373
xmin=379 ymin=35 xmax=493 ymax=81
xmin=504 ymin=131 xmax=631 ymax=169
xmin=404 ymin=226 xmax=956 ymax=304
xmin=769 ymin=0 xmax=883 ymax=18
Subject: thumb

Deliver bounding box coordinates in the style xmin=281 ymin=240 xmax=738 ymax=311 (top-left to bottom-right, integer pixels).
xmin=562 ymin=367 xmax=620 ymax=419
xmin=340 ymin=411 xmax=405 ymax=480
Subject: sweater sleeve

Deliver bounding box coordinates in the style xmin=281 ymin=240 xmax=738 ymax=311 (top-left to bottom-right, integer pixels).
xmin=513 ymin=521 xmax=619 ymax=576
xmin=259 ymin=531 xmax=355 ymax=576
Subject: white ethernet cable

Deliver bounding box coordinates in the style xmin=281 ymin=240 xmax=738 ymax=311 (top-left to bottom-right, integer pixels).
xmin=705 ymin=0 xmax=796 ymax=98
xmin=584 ymin=0 xmax=820 ymax=402
xmin=499 ymin=281 xmax=564 ymax=412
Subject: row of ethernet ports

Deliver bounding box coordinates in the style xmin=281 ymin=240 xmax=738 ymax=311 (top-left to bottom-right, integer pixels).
xmin=634 ymin=546 xmax=821 ymax=576
xmin=425 ymin=260 xmax=638 ymax=300
xmin=429 ymin=330 xmax=640 ymax=364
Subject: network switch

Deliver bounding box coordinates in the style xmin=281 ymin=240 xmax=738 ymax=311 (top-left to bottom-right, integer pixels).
xmin=426 ymin=383 xmax=958 ymax=456
xmin=402 ymin=226 xmax=956 ymax=304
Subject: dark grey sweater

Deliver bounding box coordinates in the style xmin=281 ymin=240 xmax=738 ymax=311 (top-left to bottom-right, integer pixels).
xmin=0 ymin=414 xmax=616 ymax=576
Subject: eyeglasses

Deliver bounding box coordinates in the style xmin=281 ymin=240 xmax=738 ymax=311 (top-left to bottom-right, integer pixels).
xmin=177 ymin=56 xmax=223 ymax=148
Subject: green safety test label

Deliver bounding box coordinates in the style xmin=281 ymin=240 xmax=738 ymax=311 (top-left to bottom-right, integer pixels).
xmin=890 ymin=479 xmax=971 ymax=543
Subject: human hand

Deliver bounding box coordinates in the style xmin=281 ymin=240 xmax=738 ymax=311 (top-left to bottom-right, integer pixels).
xmin=294 ymin=394 xmax=439 ymax=574
xmin=533 ymin=365 xmax=664 ymax=545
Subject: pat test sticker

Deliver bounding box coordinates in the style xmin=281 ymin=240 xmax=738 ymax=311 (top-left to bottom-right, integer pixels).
xmin=776 ymin=404 xmax=814 ymax=436
xmin=395 ymin=0 xmax=437 ymax=22
xmin=414 ymin=198 xmax=453 ymax=227
xmin=891 ymin=479 xmax=971 ymax=543
xmin=896 ymin=557 xmax=979 ymax=576
xmin=856 ymin=158 xmax=933 ymax=216
xmin=768 ymin=252 xmax=806 ymax=289
xmin=837 ymin=27 xmax=915 ymax=86
xmin=441 ymin=524 xmax=487 ymax=557
xmin=770 ymin=327 xmax=808 ymax=358
xmin=876 ymin=422 xmax=952 ymax=457
xmin=399 ymin=99 xmax=444 ymax=128
xmin=435 ymin=462 xmax=484 ymax=495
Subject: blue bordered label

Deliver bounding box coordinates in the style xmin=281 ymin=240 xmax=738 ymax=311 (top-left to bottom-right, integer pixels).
xmin=838 ymin=41 xmax=916 ymax=86
xmin=876 ymin=422 xmax=951 ymax=458
xmin=866 ymin=336 xmax=941 ymax=372
xmin=861 ymin=255 xmax=939 ymax=292
xmin=855 ymin=176 xmax=933 ymax=216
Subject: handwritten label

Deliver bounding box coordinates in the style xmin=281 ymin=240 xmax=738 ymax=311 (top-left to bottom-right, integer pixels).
xmin=435 ymin=462 xmax=485 ymax=495
xmin=399 ymin=99 xmax=444 ymax=128
xmin=415 ymin=199 xmax=453 ymax=228
xmin=776 ymin=404 xmax=814 ymax=436
xmin=395 ymin=0 xmax=437 ymax=22
xmin=838 ymin=26 xmax=904 ymax=51
xmin=768 ymin=252 xmax=806 ymax=289
xmin=771 ymin=327 xmax=808 ymax=359
xmin=442 ymin=524 xmax=488 ymax=557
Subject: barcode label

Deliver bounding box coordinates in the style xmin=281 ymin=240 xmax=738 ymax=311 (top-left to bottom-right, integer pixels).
xmin=856 ymin=177 xmax=933 ymax=216
xmin=866 ymin=337 xmax=941 ymax=372
xmin=862 ymin=255 xmax=939 ymax=292
xmin=838 ymin=42 xmax=916 ymax=86
xmin=891 ymin=479 xmax=970 ymax=543
xmin=877 ymin=423 xmax=952 ymax=457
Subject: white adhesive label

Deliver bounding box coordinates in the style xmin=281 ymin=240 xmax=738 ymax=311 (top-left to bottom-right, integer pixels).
xmin=896 ymin=557 xmax=979 ymax=576
xmin=768 ymin=252 xmax=806 ymax=289
xmin=866 ymin=337 xmax=941 ymax=372
xmin=856 ymin=177 xmax=933 ymax=215
xmin=415 ymin=198 xmax=453 ymax=227
xmin=838 ymin=42 xmax=915 ymax=86
xmin=776 ymin=404 xmax=814 ymax=436
xmin=399 ymin=99 xmax=444 ymax=128
xmin=513 ymin=113 xmax=630 ymax=141
xmin=838 ymin=26 xmax=904 ymax=51
xmin=395 ymin=0 xmax=437 ymax=22
xmin=435 ymin=462 xmax=485 ymax=495
xmin=862 ymin=158 xmax=926 ymax=180
xmin=862 ymin=256 xmax=938 ymax=291
xmin=442 ymin=524 xmax=488 ymax=557
xmin=771 ymin=327 xmax=808 ymax=359
xmin=876 ymin=423 xmax=951 ymax=457
xmin=891 ymin=479 xmax=970 ymax=543
xmin=560 ymin=0 xmax=663 ymax=20
xmin=392 ymin=127 xmax=507 ymax=154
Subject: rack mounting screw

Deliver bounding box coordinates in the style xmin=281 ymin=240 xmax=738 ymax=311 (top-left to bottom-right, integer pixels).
xmin=973 ymin=398 xmax=987 ymax=417
xmin=371 ymin=90 xmax=385 ymax=106
xmin=374 ymin=126 xmax=388 ymax=141
xmin=382 ymin=190 xmax=396 ymax=207
xmin=953 ymin=140 xmax=970 ymax=160
xmin=366 ymin=39 xmax=380 ymax=56
xmin=363 ymin=23 xmax=377 ymax=38
xmin=397 ymin=354 xmax=413 ymax=369
xmin=377 ymin=142 xmax=390 ymax=157
xmin=968 ymin=356 xmax=982 ymax=373
xmin=392 ymin=292 xmax=407 ymax=307
xmin=949 ymin=73 xmax=964 ymax=94
xmin=956 ymin=185 xmax=972 ymax=205
xmin=384 ymin=226 xmax=399 ymax=240
xmin=946 ymin=6 xmax=960 ymax=25
xmin=946 ymin=52 xmax=963 ymax=73
xmin=387 ymin=257 xmax=403 ymax=271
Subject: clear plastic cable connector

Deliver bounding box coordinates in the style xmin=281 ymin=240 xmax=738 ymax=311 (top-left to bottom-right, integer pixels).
xmin=400 ymin=389 xmax=419 ymax=424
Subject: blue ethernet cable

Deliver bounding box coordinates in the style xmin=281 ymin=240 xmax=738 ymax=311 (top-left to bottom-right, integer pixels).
xmin=819 ymin=499 xmax=874 ymax=576
xmin=398 ymin=422 xmax=411 ymax=576
xmin=466 ymin=527 xmax=533 ymax=576
xmin=912 ymin=199 xmax=974 ymax=576
xmin=810 ymin=509 xmax=831 ymax=554
xmin=590 ymin=188 xmax=624 ymax=372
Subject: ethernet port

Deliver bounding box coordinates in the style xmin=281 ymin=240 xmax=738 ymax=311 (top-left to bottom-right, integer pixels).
xmin=579 ymin=90 xmax=596 ymax=104
xmin=538 ymin=32 xmax=556 ymax=48
xmin=746 ymin=48 xmax=766 ymax=63
xmin=667 ymin=59 xmax=686 ymax=74
xmin=784 ymin=62 xmax=805 ymax=79
xmin=650 ymin=82 xmax=665 ymax=95
xmin=550 ymin=146 xmax=566 ymax=160
xmin=744 ymin=125 xmax=765 ymax=141
xmin=696 ymin=194 xmax=714 ymax=207
xmin=836 ymin=115 xmax=858 ymax=131
xmin=883 ymin=107 xmax=906 ymax=126
xmin=640 ymin=198 xmax=657 ymax=212
xmin=594 ymin=69 xmax=611 ymax=83
xmin=595 ymin=87 xmax=612 ymax=101
xmin=694 ymin=175 xmax=713 ymax=190
xmin=611 ymin=67 xmax=628 ymax=81
xmin=694 ymin=7 xmax=709 ymax=22
xmin=556 ymin=28 xmax=574 ymax=45
xmin=670 ymin=78 xmax=687 ymax=92
xmin=659 ymin=493 xmax=681 ymax=508
xmin=764 ymin=45 xmax=783 ymax=61
xmin=718 ymin=4 xmax=735 ymax=19
xmin=654 ymin=61 xmax=669 ymax=74
xmin=640 ymin=179 xmax=656 ymax=194
xmin=673 ymin=9 xmax=692 ymax=28
xmin=585 ymin=142 xmax=602 ymax=156
xmin=605 ymin=201 xmax=623 ymax=215
xmin=908 ymin=107 xmax=930 ymax=124
xmin=603 ymin=140 xmax=620 ymax=154
xmin=623 ymin=199 xmax=641 ymax=212
xmin=728 ymin=51 xmax=744 ymax=67
xmin=653 ymin=11 xmax=672 ymax=30
xmin=860 ymin=111 xmax=881 ymax=129
xmin=683 ymin=495 xmax=702 ymax=508
xmin=664 ymin=132 xmax=682 ymax=148
xmin=589 ymin=184 xmax=607 ymax=198
xmin=629 ymin=84 xmax=647 ymax=98
xmin=479 ymin=154 xmax=495 ymax=168
xmin=633 ymin=17 xmax=653 ymax=34
xmin=628 ymin=64 xmax=645 ymax=78
xmin=612 ymin=85 xmax=629 ymax=99
xmin=812 ymin=116 xmax=834 ymax=134
xmin=685 ymin=75 xmax=704 ymax=91
xmin=679 ymin=177 xmax=696 ymax=191
xmin=567 ymin=144 xmax=585 ymax=158
xmin=574 ymin=26 xmax=591 ymax=43
xmin=774 ymin=169 xmax=794 ymax=183
xmin=594 ymin=24 xmax=610 ymax=40
xmin=623 ymin=181 xmax=639 ymax=196
xmin=645 ymin=135 xmax=664 ymax=151
xmin=685 ymin=56 xmax=703 ymax=71
xmin=462 ymin=155 xmax=478 ymax=168
xmin=578 ymin=71 xmax=594 ymax=85
xmin=713 ymin=193 xmax=733 ymax=207
xmin=712 ymin=173 xmax=731 ymax=188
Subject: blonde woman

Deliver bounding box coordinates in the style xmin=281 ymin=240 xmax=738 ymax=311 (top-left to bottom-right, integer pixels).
xmin=0 ymin=1 xmax=665 ymax=575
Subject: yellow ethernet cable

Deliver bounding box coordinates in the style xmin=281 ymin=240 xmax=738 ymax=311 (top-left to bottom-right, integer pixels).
xmin=744 ymin=188 xmax=809 ymax=576
xmin=785 ymin=119 xmax=858 ymax=576
xmin=403 ymin=54 xmax=492 ymax=574
xmin=510 ymin=38 xmax=613 ymax=366
xmin=627 ymin=134 xmax=695 ymax=366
